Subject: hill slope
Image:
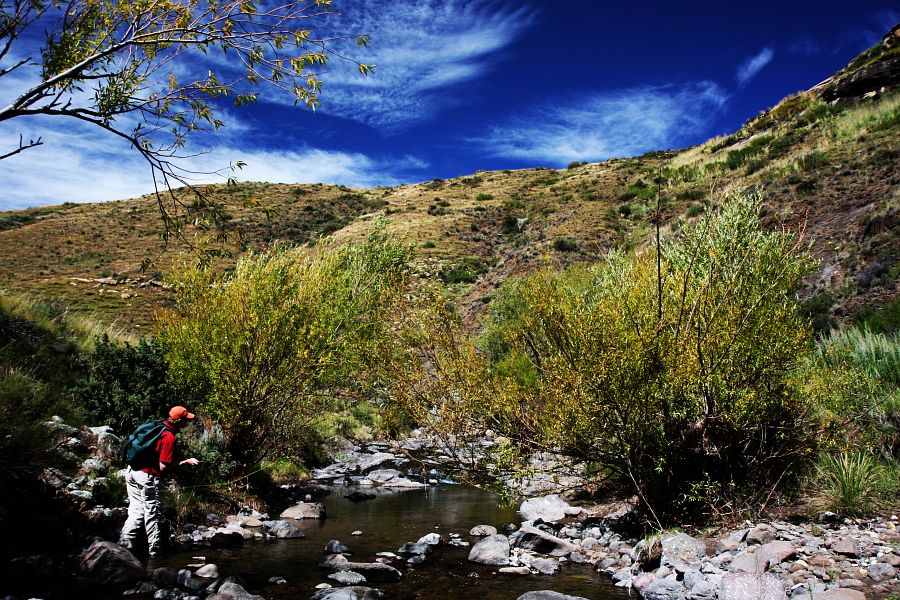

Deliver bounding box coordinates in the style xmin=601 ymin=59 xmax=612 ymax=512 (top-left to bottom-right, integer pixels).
xmin=1 ymin=26 xmax=898 ymax=334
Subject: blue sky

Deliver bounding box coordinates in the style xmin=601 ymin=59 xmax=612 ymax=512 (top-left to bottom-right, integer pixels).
xmin=0 ymin=1 xmax=897 ymax=209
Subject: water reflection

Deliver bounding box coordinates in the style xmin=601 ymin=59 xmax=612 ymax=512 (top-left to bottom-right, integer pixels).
xmin=160 ymin=485 xmax=629 ymax=600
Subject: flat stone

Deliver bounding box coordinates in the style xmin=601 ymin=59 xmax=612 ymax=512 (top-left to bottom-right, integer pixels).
xmin=337 ymin=562 xmax=401 ymax=583
xmin=468 ymin=534 xmax=510 ymax=565
xmin=327 ymin=571 xmax=367 ymax=586
xmin=720 ymin=572 xmax=787 ymax=600
xmin=831 ymin=539 xmax=859 ymax=557
xmin=731 ymin=552 xmax=770 ymax=574
xmin=280 ymin=502 xmax=325 ymax=520
xmin=499 ymin=566 xmax=531 ymax=575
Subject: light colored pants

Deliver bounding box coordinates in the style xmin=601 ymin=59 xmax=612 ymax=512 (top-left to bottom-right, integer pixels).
xmin=119 ymin=467 xmax=161 ymax=553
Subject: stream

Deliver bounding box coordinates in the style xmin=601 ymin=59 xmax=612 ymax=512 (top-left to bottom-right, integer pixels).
xmin=155 ymin=484 xmax=630 ymax=599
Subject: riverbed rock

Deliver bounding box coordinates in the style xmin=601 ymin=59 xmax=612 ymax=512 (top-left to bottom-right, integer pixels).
xmin=758 ymin=541 xmax=796 ymax=566
xmin=311 ymin=587 xmax=384 ymax=600
xmin=397 ymin=542 xmax=431 ymax=556
xmin=328 ymin=571 xmax=367 ymax=585
xmin=731 ymin=552 xmax=770 ymax=574
xmin=470 ymin=525 xmax=497 ymax=537
xmin=499 ymin=566 xmax=531 ymax=575
xmin=417 ymin=533 xmax=442 ymax=545
xmin=326 ymin=540 xmax=351 ymax=554
xmin=468 ymin=534 xmax=511 ymax=565
xmin=830 ymin=539 xmax=859 ymax=557
xmin=79 ymin=541 xmax=144 ymax=589
xmin=208 ymin=581 xmax=266 ymax=600
xmin=791 ymin=590 xmax=866 ymax=600
xmin=280 ymin=502 xmax=326 ymax=520
xmin=642 ymin=577 xmax=687 ymax=600
xmin=661 ymin=533 xmax=707 ymax=566
xmin=515 ymin=592 xmax=589 ymax=600
xmin=746 ymin=525 xmax=776 ymax=546
xmin=530 ymin=557 xmax=560 ymax=575
xmin=867 ymin=562 xmax=897 ymax=581
xmin=337 ymin=562 xmax=402 ymax=583
xmin=720 ymin=572 xmax=787 ymax=600
xmin=518 ymin=495 xmax=582 ymax=523
xmin=194 ymin=564 xmax=220 ymax=579
xmin=511 ymin=524 xmax=579 ymax=557
xmin=265 ymin=520 xmax=305 ymax=539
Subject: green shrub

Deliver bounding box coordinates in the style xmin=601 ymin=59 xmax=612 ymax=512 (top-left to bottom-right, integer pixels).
xmin=798 ymin=151 xmax=826 ymax=171
xmin=686 ymin=203 xmax=705 ymax=218
xmin=552 ymin=237 xmax=578 ymax=252
xmin=814 ymin=452 xmax=884 ymax=516
xmin=421 ymin=241 xmax=437 ymax=249
xmin=475 ymin=193 xmax=494 ymax=201
xmin=807 ymin=326 xmax=900 ymax=456
xmin=439 ymin=257 xmax=490 ymax=284
xmin=76 ymin=335 xmax=182 ymax=434
xmin=162 ymin=224 xmax=410 ymax=466
xmin=853 ymin=299 xmax=900 ymax=334
xmin=398 ymin=192 xmax=817 ymax=521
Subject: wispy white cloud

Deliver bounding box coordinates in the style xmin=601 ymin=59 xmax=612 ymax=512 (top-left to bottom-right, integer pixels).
xmin=312 ymin=0 xmax=535 ymax=131
xmin=474 ymin=82 xmax=727 ymax=165
xmin=736 ymin=47 xmax=774 ymax=85
xmin=0 ymin=115 xmax=426 ymax=210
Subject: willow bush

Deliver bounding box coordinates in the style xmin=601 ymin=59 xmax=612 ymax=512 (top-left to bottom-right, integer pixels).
xmin=161 ymin=225 xmax=410 ymax=467
xmin=393 ymin=192 xmax=820 ymax=521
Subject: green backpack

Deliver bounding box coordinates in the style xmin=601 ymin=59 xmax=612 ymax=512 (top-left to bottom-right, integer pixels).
xmin=121 ymin=420 xmax=170 ymax=467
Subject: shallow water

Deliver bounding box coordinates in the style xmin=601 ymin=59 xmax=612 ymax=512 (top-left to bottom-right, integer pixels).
xmin=156 ymin=484 xmax=630 ymax=599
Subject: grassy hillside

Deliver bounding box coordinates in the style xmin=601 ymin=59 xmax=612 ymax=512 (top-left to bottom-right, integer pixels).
xmin=1 ymin=28 xmax=898 ymax=335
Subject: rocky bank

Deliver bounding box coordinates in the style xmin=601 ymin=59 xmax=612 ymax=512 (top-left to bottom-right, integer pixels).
xmin=4 ymin=419 xmax=899 ymax=600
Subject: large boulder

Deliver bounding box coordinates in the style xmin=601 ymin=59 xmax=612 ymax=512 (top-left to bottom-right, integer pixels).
xmin=518 ymin=495 xmax=582 ymax=523
xmin=660 ymin=533 xmax=706 ymax=566
xmin=79 ymin=541 xmax=144 ymax=589
xmin=468 ymin=534 xmax=511 ymax=565
xmin=719 ymin=572 xmax=787 ymax=600
xmin=280 ymin=502 xmax=326 ymax=519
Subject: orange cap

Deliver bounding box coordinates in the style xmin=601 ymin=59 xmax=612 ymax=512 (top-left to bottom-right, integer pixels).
xmin=168 ymin=406 xmax=195 ymax=421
